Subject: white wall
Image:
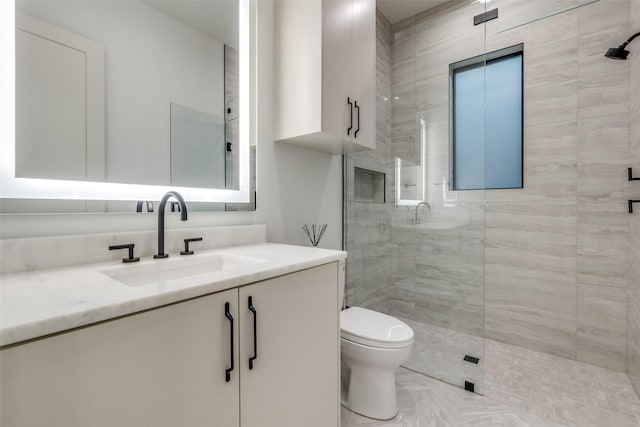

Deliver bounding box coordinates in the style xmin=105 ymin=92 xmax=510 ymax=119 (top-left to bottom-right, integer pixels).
xmin=2 ymin=0 xmax=344 ymax=251
xmin=253 ymin=0 xmax=342 ymax=250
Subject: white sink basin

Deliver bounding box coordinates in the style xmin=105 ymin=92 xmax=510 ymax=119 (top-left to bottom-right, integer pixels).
xmin=100 ymin=253 xmax=266 ymax=287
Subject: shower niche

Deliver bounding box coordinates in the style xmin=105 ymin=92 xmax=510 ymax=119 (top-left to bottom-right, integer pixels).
xmin=354 ymin=167 xmax=386 ymax=203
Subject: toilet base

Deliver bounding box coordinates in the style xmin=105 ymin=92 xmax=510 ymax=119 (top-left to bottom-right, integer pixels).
xmin=343 ymin=365 xmax=398 ymax=420
xmin=340 ymin=339 xmax=412 ymax=421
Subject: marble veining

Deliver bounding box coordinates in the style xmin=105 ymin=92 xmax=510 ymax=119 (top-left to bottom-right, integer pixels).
xmin=0 ymin=243 xmax=346 ymax=347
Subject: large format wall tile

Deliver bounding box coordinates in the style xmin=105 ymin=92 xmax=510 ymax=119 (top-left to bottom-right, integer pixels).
xmin=576 ymin=111 xmax=629 ymax=292
xmin=627 ymin=0 xmax=640 ymax=398
xmin=485 ymin=201 xmax=577 ymax=244
xmin=524 ymin=41 xmax=579 ymax=89
xmin=577 ymin=210 xmax=629 ymax=288
xmin=485 ymin=267 xmax=577 ymax=359
xmin=483 ymin=0 xmax=630 ymax=371
xmin=485 ymin=198 xmax=577 ymax=358
xmin=577 ymin=284 xmax=627 ymax=371
xmin=525 ymin=81 xmax=579 ymax=127
xmin=629 ymin=290 xmax=640 ymax=395
xmin=578 ymin=69 xmax=630 ymax=118
xmin=413 ymin=225 xmax=485 ymax=335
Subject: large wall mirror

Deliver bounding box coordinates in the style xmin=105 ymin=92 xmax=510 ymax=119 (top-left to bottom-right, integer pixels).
xmin=0 ymin=0 xmax=255 ymax=213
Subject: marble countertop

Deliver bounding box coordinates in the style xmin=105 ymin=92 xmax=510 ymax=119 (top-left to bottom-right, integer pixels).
xmin=0 ymin=243 xmax=347 ymax=347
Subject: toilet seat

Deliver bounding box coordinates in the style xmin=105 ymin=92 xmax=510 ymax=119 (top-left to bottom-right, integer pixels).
xmin=340 ymin=307 xmax=414 ymax=349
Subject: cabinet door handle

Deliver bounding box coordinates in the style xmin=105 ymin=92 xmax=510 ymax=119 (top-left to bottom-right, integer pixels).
xmin=225 ymin=302 xmax=234 ymax=382
xmin=347 ymin=97 xmax=353 ymax=136
xmin=354 ymin=101 xmax=360 ymax=138
xmin=248 ymin=296 xmax=257 ymax=369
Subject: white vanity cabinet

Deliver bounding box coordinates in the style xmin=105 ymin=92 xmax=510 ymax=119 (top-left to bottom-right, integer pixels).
xmin=0 ymin=263 xmax=339 ymax=427
xmin=0 ymin=288 xmax=241 ymax=427
xmin=274 ymin=0 xmax=375 ymax=154
xmin=239 ymin=262 xmax=339 ymax=427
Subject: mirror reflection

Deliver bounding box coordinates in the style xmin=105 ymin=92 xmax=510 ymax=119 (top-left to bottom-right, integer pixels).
xmin=9 ymin=0 xmax=255 ymax=213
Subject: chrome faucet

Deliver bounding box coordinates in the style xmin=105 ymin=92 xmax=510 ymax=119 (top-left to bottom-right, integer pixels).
xmin=154 ymin=191 xmax=188 ymax=259
xmin=414 ymin=201 xmax=431 ymax=224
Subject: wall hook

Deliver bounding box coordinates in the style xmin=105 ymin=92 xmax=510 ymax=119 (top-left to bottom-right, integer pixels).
xmin=629 ymin=168 xmax=640 ymax=181
xmin=629 ymin=200 xmax=640 ymax=213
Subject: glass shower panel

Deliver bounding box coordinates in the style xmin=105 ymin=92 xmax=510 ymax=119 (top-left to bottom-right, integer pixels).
xmin=386 ymin=0 xmax=488 ymax=394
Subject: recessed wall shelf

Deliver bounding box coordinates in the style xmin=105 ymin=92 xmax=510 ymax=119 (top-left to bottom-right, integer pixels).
xmin=354 ymin=167 xmax=385 ymax=203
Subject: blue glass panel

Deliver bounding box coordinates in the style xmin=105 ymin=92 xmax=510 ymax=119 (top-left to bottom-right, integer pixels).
xmin=453 ymin=53 xmax=522 ymax=190
xmin=454 ymin=64 xmax=486 ymax=190
xmin=485 ymin=55 xmax=522 ymax=189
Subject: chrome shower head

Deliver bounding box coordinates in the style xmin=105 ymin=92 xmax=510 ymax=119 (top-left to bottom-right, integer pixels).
xmin=605 ymin=32 xmax=640 ymax=60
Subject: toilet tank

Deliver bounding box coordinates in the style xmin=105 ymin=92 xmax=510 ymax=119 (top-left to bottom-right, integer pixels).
xmin=338 ymin=259 xmax=346 ymax=310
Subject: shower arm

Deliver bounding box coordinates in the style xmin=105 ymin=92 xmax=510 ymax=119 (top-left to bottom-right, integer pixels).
xmin=620 ymin=32 xmax=640 ymax=48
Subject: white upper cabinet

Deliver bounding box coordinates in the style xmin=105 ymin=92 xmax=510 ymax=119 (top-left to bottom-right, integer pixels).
xmin=274 ymin=0 xmax=376 ymax=154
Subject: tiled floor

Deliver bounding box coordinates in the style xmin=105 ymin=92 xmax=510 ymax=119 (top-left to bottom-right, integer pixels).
xmin=342 ymin=339 xmax=640 ymax=427
xmin=399 ymin=317 xmax=485 ymax=395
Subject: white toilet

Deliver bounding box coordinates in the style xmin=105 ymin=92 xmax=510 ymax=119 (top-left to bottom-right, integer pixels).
xmin=338 ymin=261 xmax=414 ymax=420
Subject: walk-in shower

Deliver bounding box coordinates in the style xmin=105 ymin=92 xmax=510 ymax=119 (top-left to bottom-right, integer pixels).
xmin=345 ymin=0 xmax=640 ymax=403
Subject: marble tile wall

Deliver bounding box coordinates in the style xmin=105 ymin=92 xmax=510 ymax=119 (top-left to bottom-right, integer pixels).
xmin=484 ymin=6 xmax=582 ymax=361
xmin=627 ymin=0 xmax=640 ymax=398
xmin=575 ymin=0 xmax=630 ymax=371
xmin=484 ymin=0 xmax=630 ymax=371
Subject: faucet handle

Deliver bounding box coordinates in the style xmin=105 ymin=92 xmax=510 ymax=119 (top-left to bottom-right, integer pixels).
xmin=109 ymin=243 xmax=140 ymax=263
xmin=170 ymin=201 xmax=182 ymax=212
xmin=181 ymin=237 xmax=203 ymax=255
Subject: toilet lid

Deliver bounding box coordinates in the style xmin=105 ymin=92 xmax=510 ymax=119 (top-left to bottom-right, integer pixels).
xmin=340 ymin=307 xmax=414 ymax=349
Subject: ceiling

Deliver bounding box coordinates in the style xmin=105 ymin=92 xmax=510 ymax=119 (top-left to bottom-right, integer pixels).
xmin=377 ymin=0 xmax=453 ymax=24
xmin=144 ymin=0 xmax=239 ymax=49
